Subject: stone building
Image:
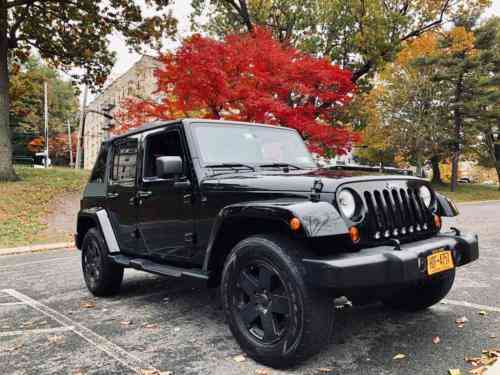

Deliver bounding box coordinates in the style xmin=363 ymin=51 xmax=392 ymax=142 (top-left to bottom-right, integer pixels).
xmin=83 ymin=55 xmax=161 ymax=169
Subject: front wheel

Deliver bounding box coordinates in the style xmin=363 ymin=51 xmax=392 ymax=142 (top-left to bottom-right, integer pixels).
xmin=383 ymin=269 xmax=455 ymax=311
xmin=82 ymin=228 xmax=124 ymax=296
xmin=221 ymin=234 xmax=334 ymax=368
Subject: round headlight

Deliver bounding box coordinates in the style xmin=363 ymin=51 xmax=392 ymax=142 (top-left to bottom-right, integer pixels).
xmin=419 ymin=185 xmax=432 ymax=207
xmin=338 ymin=189 xmax=356 ymax=219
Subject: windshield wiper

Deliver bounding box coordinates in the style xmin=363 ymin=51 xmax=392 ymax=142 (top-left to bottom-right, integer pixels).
xmin=205 ymin=163 xmax=256 ymax=172
xmin=259 ymin=163 xmax=303 ymax=171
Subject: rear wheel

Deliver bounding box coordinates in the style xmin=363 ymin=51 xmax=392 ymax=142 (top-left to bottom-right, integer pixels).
xmin=383 ymin=269 xmax=455 ymax=311
xmin=82 ymin=228 xmax=123 ymax=296
xmin=221 ymin=234 xmax=334 ymax=368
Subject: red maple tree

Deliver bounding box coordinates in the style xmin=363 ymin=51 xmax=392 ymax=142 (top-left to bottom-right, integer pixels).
xmin=117 ymin=28 xmax=359 ymax=155
xmin=28 ymin=132 xmax=77 ymax=164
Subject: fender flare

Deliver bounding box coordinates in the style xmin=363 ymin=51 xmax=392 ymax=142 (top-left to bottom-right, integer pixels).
xmin=435 ymin=193 xmax=460 ymax=217
xmin=202 ymin=200 xmax=348 ymax=272
xmin=76 ymin=208 xmax=120 ymax=253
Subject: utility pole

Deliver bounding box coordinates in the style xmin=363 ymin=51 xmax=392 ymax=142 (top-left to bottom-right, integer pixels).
xmin=44 ymin=81 xmax=49 ymax=168
xmin=75 ymin=85 xmax=88 ymax=169
xmin=67 ymin=120 xmax=73 ymax=166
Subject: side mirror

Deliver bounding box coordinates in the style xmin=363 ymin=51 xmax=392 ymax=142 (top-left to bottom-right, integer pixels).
xmin=156 ymin=156 xmax=183 ymax=179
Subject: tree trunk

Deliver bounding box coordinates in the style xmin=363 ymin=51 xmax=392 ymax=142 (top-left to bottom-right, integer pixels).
xmin=0 ymin=2 xmax=17 ymax=181
xmin=430 ymin=156 xmax=443 ymax=185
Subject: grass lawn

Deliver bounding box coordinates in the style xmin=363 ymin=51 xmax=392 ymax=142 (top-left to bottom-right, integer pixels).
xmin=432 ymin=182 xmax=500 ymax=203
xmin=0 ymin=166 xmax=89 ymax=248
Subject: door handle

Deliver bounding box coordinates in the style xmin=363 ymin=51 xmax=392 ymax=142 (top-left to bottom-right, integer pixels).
xmin=137 ymin=190 xmax=153 ymax=198
xmin=107 ymin=192 xmax=119 ymax=199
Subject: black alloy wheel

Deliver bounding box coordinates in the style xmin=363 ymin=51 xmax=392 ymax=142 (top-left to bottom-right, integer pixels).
xmin=221 ymin=234 xmax=334 ymax=368
xmin=81 ymin=228 xmax=123 ymax=296
xmin=232 ymin=261 xmax=292 ymax=344
xmin=82 ymin=236 xmax=102 ymax=290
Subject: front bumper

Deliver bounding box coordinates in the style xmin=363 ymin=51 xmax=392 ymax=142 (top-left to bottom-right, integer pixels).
xmin=303 ymin=231 xmax=478 ymax=289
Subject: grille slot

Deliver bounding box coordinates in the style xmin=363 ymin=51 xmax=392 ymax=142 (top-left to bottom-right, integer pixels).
xmin=363 ymin=187 xmax=432 ymax=240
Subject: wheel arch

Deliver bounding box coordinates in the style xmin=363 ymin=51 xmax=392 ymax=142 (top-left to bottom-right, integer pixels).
xmin=202 ymin=201 xmax=347 ymax=287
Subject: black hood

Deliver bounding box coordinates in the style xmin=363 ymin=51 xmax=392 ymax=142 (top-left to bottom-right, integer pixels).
xmin=200 ymin=168 xmax=422 ymax=193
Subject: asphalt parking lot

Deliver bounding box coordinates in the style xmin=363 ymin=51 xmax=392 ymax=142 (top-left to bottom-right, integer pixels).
xmin=1 ymin=201 xmax=499 ymax=375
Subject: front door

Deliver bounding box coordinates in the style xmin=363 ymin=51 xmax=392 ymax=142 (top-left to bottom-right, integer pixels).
xmin=137 ymin=127 xmax=196 ymax=262
xmin=106 ymin=136 xmax=141 ymax=255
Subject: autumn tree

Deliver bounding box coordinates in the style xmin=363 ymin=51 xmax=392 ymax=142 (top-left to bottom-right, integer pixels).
xmin=27 ymin=131 xmax=77 ymax=165
xmin=9 ymin=57 xmax=78 ymax=156
xmin=118 ymin=28 xmax=359 ymax=155
xmin=190 ymin=0 xmax=491 ymax=83
xmin=0 ymin=0 xmax=177 ymax=181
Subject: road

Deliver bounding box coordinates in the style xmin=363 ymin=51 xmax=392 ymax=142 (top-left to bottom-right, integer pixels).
xmin=0 ymin=201 xmax=499 ymax=375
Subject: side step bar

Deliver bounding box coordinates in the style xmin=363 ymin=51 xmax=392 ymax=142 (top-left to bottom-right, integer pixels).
xmin=109 ymin=254 xmax=209 ymax=281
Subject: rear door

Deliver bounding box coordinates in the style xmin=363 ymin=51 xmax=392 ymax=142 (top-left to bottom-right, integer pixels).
xmin=105 ymin=135 xmax=142 ymax=255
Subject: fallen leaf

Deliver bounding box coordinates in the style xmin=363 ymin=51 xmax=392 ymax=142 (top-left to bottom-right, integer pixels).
xmin=317 ymin=368 xmax=333 ymax=373
xmin=490 ymin=334 xmax=497 ymax=339
xmin=139 ymin=369 xmax=172 ymax=375
xmin=255 ymin=369 xmax=268 ymax=375
xmin=393 ymin=353 xmax=406 ymax=360
xmin=71 ymin=370 xmax=84 ymax=375
xmin=469 ymin=366 xmax=487 ymax=375
xmin=173 ymin=327 xmax=180 ymax=332
xmin=465 ymin=357 xmax=482 ymax=367
xmin=433 ymin=336 xmax=441 ymax=344
xmin=233 ymin=354 xmax=246 ymax=363
xmin=449 ymin=370 xmax=461 ymax=375
xmin=5 ymin=342 xmax=23 ymax=352
xmin=80 ymin=301 xmax=96 ymax=309
xmin=456 ymin=316 xmax=469 ymax=325
xmin=144 ymin=323 xmax=159 ymax=329
xmin=478 ymin=311 xmax=487 ymax=316
xmin=47 ymin=335 xmax=64 ymax=344
xmin=120 ymin=321 xmax=132 ymax=326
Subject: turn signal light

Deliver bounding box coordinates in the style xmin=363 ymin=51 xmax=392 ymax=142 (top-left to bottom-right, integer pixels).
xmin=290 ymin=217 xmax=301 ymax=231
xmin=434 ymin=214 xmax=442 ymax=230
xmin=349 ymin=226 xmax=360 ymax=243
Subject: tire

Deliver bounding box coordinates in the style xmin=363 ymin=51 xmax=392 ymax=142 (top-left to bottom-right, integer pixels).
xmin=220 ymin=234 xmax=334 ymax=368
xmin=383 ymin=269 xmax=455 ymax=311
xmin=81 ymin=227 xmax=124 ymax=297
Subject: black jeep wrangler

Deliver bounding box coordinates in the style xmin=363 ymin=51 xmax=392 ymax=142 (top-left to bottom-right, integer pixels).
xmin=76 ymin=119 xmax=478 ymax=368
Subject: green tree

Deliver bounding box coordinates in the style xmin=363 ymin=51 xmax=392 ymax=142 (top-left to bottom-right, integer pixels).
xmin=467 ymin=17 xmax=500 ymax=189
xmin=0 ymin=0 xmax=177 ymax=180
xmin=190 ymin=0 xmax=490 ymax=83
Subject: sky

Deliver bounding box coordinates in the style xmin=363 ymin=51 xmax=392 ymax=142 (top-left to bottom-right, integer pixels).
xmin=86 ymin=0 xmax=500 ymax=100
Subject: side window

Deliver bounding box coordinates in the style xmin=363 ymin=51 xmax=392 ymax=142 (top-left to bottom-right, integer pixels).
xmin=143 ymin=130 xmax=184 ymax=179
xmin=89 ymin=145 xmax=108 ymax=183
xmin=111 ymin=138 xmax=138 ymax=183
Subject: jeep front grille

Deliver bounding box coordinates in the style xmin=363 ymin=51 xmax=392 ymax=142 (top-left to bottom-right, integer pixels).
xmin=362 ymin=187 xmax=434 ymax=240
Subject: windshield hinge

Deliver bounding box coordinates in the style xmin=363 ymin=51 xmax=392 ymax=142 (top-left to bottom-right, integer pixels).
xmin=310 ymin=178 xmax=324 ymax=202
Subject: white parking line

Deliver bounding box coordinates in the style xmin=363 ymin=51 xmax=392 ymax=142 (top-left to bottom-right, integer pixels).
xmin=0 ymin=326 xmax=74 ymax=337
xmin=442 ymin=299 xmax=500 ymax=313
xmin=1 ymin=289 xmax=158 ymax=374
xmin=0 ymin=256 xmax=78 ymax=270
xmin=0 ymin=302 xmax=27 ymax=306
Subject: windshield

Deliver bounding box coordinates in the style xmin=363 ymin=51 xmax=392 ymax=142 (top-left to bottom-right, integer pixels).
xmin=192 ymin=123 xmax=316 ymax=169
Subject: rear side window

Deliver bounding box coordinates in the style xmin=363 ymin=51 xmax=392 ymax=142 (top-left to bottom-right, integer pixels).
xmin=111 ymin=139 xmax=138 ymax=182
xmin=89 ymin=145 xmax=108 ymax=183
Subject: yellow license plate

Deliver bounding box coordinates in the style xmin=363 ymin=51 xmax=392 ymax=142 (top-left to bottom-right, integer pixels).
xmin=427 ymin=250 xmax=454 ymax=275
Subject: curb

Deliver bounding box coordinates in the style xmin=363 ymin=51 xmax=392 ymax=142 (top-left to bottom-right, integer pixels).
xmin=0 ymin=242 xmax=75 ymax=256
xmin=457 ymin=199 xmax=500 ymax=206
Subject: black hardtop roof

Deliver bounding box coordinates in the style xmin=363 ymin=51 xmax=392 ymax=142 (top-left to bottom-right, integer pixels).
xmin=106 ymin=118 xmax=292 ymax=143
